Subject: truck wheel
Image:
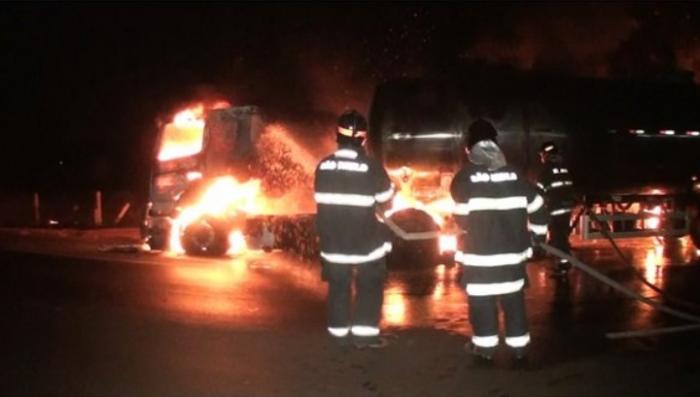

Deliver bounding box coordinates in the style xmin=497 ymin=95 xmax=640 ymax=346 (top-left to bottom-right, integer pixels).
xmin=387 ymin=208 xmax=441 ymax=268
xmin=147 ymin=232 xmax=167 ymax=251
xmin=182 ymin=218 xmax=229 ymax=256
xmin=690 ymin=216 xmax=700 ymax=250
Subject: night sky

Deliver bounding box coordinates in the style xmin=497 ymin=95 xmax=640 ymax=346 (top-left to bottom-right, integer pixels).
xmin=2 ymin=3 xmax=700 ymax=194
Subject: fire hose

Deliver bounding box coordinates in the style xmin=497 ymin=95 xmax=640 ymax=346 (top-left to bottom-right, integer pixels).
xmin=382 ymin=206 xmax=700 ymax=338
xmin=382 ymin=215 xmax=443 ymax=241
xmin=384 ymin=211 xmax=700 ymax=338
xmin=538 ymin=242 xmax=700 ymax=339
xmin=585 ymin=208 xmax=700 ymax=312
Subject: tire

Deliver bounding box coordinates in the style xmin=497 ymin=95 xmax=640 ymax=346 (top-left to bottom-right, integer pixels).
xmin=181 ymin=217 xmax=230 ymax=256
xmin=387 ymin=208 xmax=441 ymax=268
xmin=146 ymin=231 xmax=167 ymax=251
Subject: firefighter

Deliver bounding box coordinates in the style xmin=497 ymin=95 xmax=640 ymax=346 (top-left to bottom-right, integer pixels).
xmin=536 ymin=141 xmax=577 ymax=280
xmin=314 ymin=110 xmax=395 ymax=349
xmin=451 ymin=119 xmax=549 ymax=361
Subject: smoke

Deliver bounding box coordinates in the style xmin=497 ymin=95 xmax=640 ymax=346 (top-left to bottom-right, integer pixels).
xmin=462 ymin=5 xmax=639 ymax=77
xmin=461 ymin=4 xmax=700 ymax=82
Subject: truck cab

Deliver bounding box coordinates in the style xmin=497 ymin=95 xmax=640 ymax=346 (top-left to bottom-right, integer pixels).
xmin=143 ymin=105 xmax=264 ymax=251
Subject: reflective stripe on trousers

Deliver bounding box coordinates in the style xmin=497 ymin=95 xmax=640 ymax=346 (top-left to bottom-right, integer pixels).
xmin=472 ymin=335 xmax=499 ymax=348
xmin=505 ymin=333 xmax=530 ymax=348
xmin=466 ymin=279 xmax=525 ymax=296
xmin=469 ymin=289 xmax=529 ymax=349
xmin=328 ymin=327 xmax=350 ymax=337
xmin=351 ymin=325 xmax=380 ymax=337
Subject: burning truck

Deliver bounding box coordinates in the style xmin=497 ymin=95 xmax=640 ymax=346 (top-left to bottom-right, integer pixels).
xmin=143 ymin=101 xmax=323 ymax=258
xmin=368 ymin=68 xmax=700 ymax=256
xmin=143 ymin=103 xmax=268 ymax=255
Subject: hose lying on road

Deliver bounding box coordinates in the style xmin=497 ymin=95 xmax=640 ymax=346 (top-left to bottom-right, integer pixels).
xmin=586 ymin=210 xmax=700 ymax=312
xmin=605 ymin=323 xmax=700 ymax=339
xmin=383 ymin=207 xmax=700 ymax=338
xmin=538 ymin=242 xmax=700 ymax=339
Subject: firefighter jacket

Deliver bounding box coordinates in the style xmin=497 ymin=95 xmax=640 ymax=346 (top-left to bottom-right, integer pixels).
xmin=314 ymin=146 xmax=394 ymax=265
xmin=450 ymin=163 xmax=549 ymax=296
xmin=536 ymin=159 xmax=577 ymax=217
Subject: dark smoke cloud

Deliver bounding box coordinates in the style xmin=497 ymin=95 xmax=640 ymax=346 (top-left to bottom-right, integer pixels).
xmin=461 ymin=4 xmax=700 ymax=82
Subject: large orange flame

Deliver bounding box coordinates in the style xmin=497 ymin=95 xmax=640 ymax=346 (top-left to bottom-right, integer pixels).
xmin=169 ymin=176 xmax=263 ymax=255
xmin=157 ymin=101 xmax=230 ymax=162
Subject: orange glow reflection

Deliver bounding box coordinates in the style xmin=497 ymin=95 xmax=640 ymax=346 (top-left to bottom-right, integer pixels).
xmin=165 ymin=261 xmax=248 ymax=317
xmin=643 ymin=242 xmax=664 ymax=285
xmin=432 ymin=264 xmax=447 ymax=300
xmin=383 ymin=284 xmax=407 ymax=326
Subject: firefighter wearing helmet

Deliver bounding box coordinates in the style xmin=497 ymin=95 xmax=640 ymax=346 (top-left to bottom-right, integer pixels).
xmin=313 ymin=109 xmax=395 ymax=349
xmin=536 ymin=141 xmax=577 ymax=280
xmin=450 ymin=119 xmax=549 ymax=362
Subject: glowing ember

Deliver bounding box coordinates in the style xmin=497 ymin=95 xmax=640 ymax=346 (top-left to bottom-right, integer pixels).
xmin=169 ymin=176 xmax=262 ymax=255
xmin=157 ymin=101 xmax=230 ymax=162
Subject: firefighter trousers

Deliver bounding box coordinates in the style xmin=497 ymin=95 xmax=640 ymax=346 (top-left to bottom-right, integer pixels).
xmin=469 ymin=288 xmax=529 ymax=350
xmin=323 ymin=258 xmax=386 ymax=339
xmin=549 ymin=213 xmax=572 ymax=271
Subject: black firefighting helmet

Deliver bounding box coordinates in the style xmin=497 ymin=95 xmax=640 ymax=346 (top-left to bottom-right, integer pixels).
xmin=337 ymin=110 xmax=368 ymax=143
xmin=466 ymin=119 xmax=498 ymax=149
xmin=539 ymin=141 xmax=558 ymax=159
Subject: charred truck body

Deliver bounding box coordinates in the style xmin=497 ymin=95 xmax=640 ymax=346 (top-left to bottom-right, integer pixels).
xmin=143 ymin=106 xmax=264 ymax=254
xmin=369 ymin=69 xmax=700 ymax=256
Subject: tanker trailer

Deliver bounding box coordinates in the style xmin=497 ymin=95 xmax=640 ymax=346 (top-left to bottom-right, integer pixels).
xmin=368 ymin=69 xmax=700 ymax=261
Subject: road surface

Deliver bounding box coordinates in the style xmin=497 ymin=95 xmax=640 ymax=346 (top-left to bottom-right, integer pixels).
xmin=1 ymin=229 xmax=700 ymax=396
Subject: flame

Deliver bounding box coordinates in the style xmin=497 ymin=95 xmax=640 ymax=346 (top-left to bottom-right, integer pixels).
xmin=157 ymin=101 xmax=230 ymax=162
xmin=385 ymin=166 xmax=455 ymax=227
xmin=643 ymin=205 xmax=662 ymax=230
xmin=169 ymin=176 xmax=263 ymax=255
xmin=439 ymin=234 xmax=457 ymax=254
xmin=227 ymin=230 xmax=248 ymax=255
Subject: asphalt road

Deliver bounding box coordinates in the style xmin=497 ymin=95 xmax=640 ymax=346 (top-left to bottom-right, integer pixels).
xmin=1 ymin=234 xmax=700 ymax=396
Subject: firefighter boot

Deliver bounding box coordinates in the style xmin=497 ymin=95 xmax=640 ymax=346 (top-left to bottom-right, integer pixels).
xmin=549 ymin=260 xmax=570 ymax=281
xmin=464 ymin=342 xmax=495 ymax=362
xmin=510 ymin=346 xmax=531 ymax=370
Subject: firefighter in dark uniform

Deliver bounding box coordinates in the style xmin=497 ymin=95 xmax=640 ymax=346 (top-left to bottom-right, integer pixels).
xmin=314 ymin=110 xmax=395 ymax=349
xmin=536 ymin=141 xmax=577 ymax=280
xmin=451 ymin=119 xmax=549 ymax=361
